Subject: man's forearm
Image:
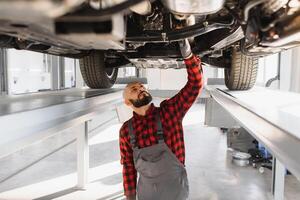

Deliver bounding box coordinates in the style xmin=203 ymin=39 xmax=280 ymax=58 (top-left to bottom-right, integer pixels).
xmin=184 ymin=54 xmax=203 ymax=100
xmin=160 ymin=39 xmax=203 ymax=117
xmin=179 ymin=39 xmax=192 ymax=59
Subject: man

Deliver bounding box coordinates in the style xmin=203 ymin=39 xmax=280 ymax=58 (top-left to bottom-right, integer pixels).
xmin=119 ymin=39 xmax=203 ymax=200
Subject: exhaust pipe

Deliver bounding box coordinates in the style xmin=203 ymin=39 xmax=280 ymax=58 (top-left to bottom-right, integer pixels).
xmin=130 ymin=0 xmax=152 ymax=15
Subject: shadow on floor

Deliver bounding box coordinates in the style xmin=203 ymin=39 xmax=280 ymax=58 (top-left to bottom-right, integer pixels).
xmin=96 ymin=190 xmax=125 ymax=200
xmin=0 ymin=139 xmax=120 ymax=193
xmin=33 ymin=187 xmax=81 ymax=200
xmin=92 ymin=173 xmax=123 ymax=185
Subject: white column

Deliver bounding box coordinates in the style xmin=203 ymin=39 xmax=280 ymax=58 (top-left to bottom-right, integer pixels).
xmin=75 ymin=59 xmax=85 ymax=88
xmin=279 ymin=50 xmax=292 ymax=91
xmin=290 ymin=47 xmax=300 ymax=93
xmin=272 ymin=158 xmax=286 ymax=200
xmin=0 ymin=48 xmax=8 ymax=95
xmin=279 ymin=47 xmax=300 ymax=92
xmin=59 ymin=57 xmax=65 ymax=89
xmin=51 ymin=55 xmax=60 ymax=90
xmin=76 ymin=121 xmax=90 ymax=189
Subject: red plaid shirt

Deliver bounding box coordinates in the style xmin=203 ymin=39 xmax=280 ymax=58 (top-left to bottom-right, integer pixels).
xmin=119 ymin=55 xmax=203 ymax=196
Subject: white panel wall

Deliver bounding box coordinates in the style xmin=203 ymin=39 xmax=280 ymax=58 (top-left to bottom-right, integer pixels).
xmin=257 ymin=46 xmax=300 ymax=93
xmin=275 ymin=47 xmax=300 ymax=93
xmin=7 ymin=50 xmax=80 ymax=93
xmin=279 ymin=50 xmax=292 ymax=91
xmin=146 ymin=68 xmax=162 ymax=90
xmin=257 ymin=53 xmax=279 ymax=89
xmin=289 ymin=47 xmax=300 ymax=93
xmin=7 ymin=50 xmax=51 ymax=94
xmin=64 ymin=58 xmax=76 ymax=88
xmin=117 ymin=67 xmax=136 ymax=78
xmin=160 ymin=69 xmax=187 ymax=90
xmin=146 ymin=65 xmax=217 ymax=90
xmin=75 ymin=60 xmax=85 ymax=88
xmin=146 ymin=68 xmax=188 ymax=90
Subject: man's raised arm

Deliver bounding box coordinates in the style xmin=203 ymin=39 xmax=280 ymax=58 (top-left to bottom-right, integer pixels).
xmin=161 ymin=39 xmax=203 ymax=118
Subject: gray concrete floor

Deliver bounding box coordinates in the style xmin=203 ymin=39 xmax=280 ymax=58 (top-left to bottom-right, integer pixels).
xmin=0 ymin=103 xmax=299 ymax=200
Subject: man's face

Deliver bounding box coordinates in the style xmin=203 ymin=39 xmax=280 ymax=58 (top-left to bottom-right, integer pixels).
xmin=125 ymin=82 xmax=152 ymax=108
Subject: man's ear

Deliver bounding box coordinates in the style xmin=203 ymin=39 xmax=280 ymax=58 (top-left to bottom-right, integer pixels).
xmin=124 ymin=99 xmax=131 ymax=106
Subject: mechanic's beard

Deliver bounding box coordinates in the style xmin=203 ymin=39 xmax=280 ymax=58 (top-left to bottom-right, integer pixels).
xmin=130 ymin=92 xmax=152 ymax=108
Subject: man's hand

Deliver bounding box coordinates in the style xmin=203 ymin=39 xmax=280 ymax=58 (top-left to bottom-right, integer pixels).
xmin=179 ymin=38 xmax=192 ymax=59
xmin=126 ymin=195 xmax=136 ymax=200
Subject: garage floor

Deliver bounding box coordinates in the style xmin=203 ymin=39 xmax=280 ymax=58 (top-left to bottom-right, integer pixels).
xmin=0 ymin=103 xmax=299 ymax=200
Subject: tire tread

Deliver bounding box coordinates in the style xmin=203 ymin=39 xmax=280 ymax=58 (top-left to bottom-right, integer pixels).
xmin=225 ymin=49 xmax=258 ymax=90
xmin=79 ymin=52 xmax=118 ymax=88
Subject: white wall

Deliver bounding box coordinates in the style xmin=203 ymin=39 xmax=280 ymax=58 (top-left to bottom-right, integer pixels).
xmin=117 ymin=67 xmax=136 ymax=78
xmin=257 ymin=53 xmax=279 ymax=89
xmin=256 ymin=46 xmax=300 ymax=93
xmin=146 ymin=68 xmax=162 ymax=90
xmin=7 ymin=50 xmax=80 ymax=93
xmin=64 ymin=58 xmax=76 ymax=88
xmin=160 ymin=69 xmax=187 ymax=90
xmin=7 ymin=50 xmax=51 ymax=94
xmin=274 ymin=47 xmax=300 ymax=93
xmin=289 ymin=47 xmax=300 ymax=93
xmin=146 ymin=65 xmax=220 ymax=90
xmin=279 ymin=50 xmax=292 ymax=91
xmin=147 ymin=68 xmax=187 ymax=90
xmin=75 ymin=60 xmax=85 ymax=88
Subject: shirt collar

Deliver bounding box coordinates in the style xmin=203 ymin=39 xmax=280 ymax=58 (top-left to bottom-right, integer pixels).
xmin=133 ymin=103 xmax=155 ymax=119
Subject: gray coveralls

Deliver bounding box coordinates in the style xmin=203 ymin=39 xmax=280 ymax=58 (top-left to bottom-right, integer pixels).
xmin=128 ymin=111 xmax=189 ymax=200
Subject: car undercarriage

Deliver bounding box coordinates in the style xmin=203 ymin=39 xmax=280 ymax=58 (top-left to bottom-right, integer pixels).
xmin=0 ymin=0 xmax=300 ymax=90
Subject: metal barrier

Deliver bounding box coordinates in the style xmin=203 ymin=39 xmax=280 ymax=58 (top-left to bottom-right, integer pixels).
xmin=205 ymin=86 xmax=300 ymax=200
xmin=0 ymin=88 xmax=123 ymax=189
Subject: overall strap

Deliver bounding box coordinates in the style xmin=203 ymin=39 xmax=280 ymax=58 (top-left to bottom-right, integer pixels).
xmin=128 ymin=119 xmax=138 ymax=149
xmin=155 ymin=111 xmax=164 ymax=143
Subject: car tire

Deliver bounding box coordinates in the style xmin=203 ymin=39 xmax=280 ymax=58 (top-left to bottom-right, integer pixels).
xmin=224 ymin=49 xmax=258 ymax=90
xmin=79 ymin=51 xmax=118 ymax=89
